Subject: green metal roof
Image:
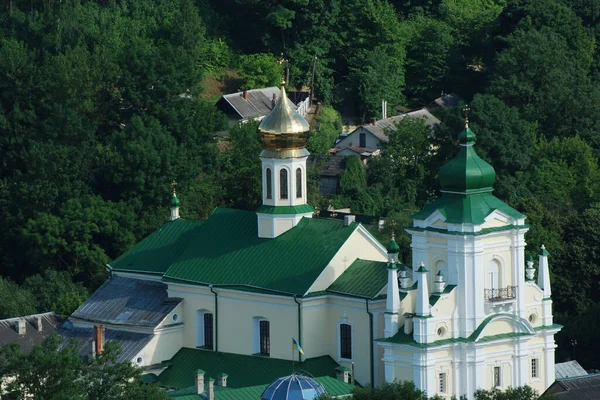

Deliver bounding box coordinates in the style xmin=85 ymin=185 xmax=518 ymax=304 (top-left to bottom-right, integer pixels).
xmin=163 ymin=208 xmax=358 ymax=295
xmin=412 ymin=192 xmax=525 ymax=225
xmin=429 ymin=285 xmax=456 ymax=306
xmin=326 ymin=259 xmax=388 ymax=299
xmin=406 ymin=224 xmax=529 ymax=236
xmin=159 ymin=348 xmax=342 ymax=390
xmin=256 ymin=205 xmax=315 ymax=214
xmin=110 ymin=219 xmax=205 ymax=274
xmin=168 ymin=376 xmax=354 ymax=400
xmin=438 ymin=126 xmax=496 ymax=194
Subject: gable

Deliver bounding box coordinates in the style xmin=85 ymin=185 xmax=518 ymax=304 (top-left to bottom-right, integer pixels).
xmin=306 ymin=225 xmax=388 ymax=294
xmin=336 ymin=127 xmax=383 ymax=149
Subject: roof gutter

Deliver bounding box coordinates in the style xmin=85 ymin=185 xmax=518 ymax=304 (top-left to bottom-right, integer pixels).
xmin=210 ymin=285 xmax=219 ymax=352
xmin=366 ymin=298 xmax=374 ymax=390
xmin=294 ymin=295 xmax=302 ymax=363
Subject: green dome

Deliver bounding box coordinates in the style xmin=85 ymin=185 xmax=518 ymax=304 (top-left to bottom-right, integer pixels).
xmin=438 ymin=126 xmax=496 ymax=193
xmin=170 ymin=193 xmax=180 ymax=208
xmin=387 ymin=234 xmax=400 ymax=253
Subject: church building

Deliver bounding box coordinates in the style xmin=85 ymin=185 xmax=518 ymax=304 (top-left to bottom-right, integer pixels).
xmin=65 ymin=86 xmax=561 ymax=399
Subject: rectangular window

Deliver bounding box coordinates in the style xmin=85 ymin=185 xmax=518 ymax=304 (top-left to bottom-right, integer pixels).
xmin=340 ymin=324 xmax=352 ymax=359
xmin=259 ymin=320 xmax=270 ymax=355
xmin=359 ymin=133 xmax=366 ymax=148
xmin=204 ymin=313 xmax=214 ymax=350
xmin=531 ymin=359 xmax=538 ymax=378
xmin=494 ymin=366 xmax=501 ymax=387
xmin=438 ymin=373 xmax=446 ymax=393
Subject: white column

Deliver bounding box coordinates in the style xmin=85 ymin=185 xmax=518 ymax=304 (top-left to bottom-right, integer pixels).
xmin=384 ymin=264 xmax=400 ymax=338
xmin=537 ymin=245 xmax=551 ymax=299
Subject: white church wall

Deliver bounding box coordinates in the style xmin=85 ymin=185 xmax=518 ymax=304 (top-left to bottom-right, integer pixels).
xmin=301 ymin=296 xmax=333 ymax=357
xmin=308 ymin=226 xmax=387 ymax=293
xmin=142 ymin=325 xmax=184 ymax=366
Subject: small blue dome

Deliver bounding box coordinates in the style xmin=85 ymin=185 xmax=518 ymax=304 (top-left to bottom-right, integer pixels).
xmin=261 ymin=375 xmax=327 ymax=400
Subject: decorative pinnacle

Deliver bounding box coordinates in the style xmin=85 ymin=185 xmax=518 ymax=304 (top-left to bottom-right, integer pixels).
xmin=462 ymin=105 xmax=471 ymax=128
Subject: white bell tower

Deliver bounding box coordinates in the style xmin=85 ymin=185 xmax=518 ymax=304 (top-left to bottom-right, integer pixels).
xmin=256 ymin=85 xmax=314 ymax=238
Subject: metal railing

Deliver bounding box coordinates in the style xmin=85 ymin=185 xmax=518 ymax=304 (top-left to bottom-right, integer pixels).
xmin=484 ymin=286 xmax=516 ymax=302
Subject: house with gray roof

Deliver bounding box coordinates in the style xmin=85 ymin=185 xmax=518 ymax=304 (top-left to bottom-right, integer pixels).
xmin=0 ymin=312 xmax=61 ymax=353
xmin=334 ymin=108 xmax=440 ymax=155
xmin=216 ymin=87 xmax=310 ymax=127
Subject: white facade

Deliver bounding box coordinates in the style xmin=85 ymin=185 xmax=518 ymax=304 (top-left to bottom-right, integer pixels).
xmin=377 ymin=209 xmax=560 ymax=398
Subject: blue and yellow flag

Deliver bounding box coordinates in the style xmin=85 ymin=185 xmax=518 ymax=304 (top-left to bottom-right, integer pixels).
xmin=292 ymin=338 xmax=304 ymax=355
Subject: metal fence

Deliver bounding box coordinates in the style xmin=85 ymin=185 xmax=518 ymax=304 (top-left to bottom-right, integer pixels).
xmin=484 ymin=286 xmax=516 ymax=302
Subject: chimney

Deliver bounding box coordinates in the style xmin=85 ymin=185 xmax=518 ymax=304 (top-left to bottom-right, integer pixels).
xmin=243 ymin=91 xmax=248 ymax=100
xmin=16 ymin=319 xmax=26 ymax=336
xmin=335 ymin=366 xmax=350 ymax=383
xmin=371 ymin=118 xmax=376 ymax=125
xmin=91 ymin=340 xmax=96 ymax=358
xmin=218 ymin=373 xmax=228 ymax=387
xmin=195 ymin=370 xmax=205 ymax=395
xmin=344 ymin=215 xmax=355 ymax=226
xmin=208 ymin=377 xmax=215 ymax=400
xmin=94 ymin=325 xmax=105 ymax=355
xmin=36 ymin=316 xmax=43 ymax=332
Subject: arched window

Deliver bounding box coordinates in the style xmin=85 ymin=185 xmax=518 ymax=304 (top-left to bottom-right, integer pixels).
xmin=488 ymin=260 xmax=501 ymax=290
xmin=280 ymin=169 xmax=288 ymax=199
xmin=339 ymin=323 xmax=352 ymax=360
xmin=196 ymin=310 xmax=214 ymax=350
xmin=252 ymin=317 xmax=270 ymax=356
xmin=266 ymin=168 xmax=272 ymax=199
xmin=296 ymin=168 xmax=302 ymax=198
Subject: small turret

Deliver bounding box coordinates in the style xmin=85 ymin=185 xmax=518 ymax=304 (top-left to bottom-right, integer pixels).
xmin=398 ymin=264 xmax=410 ymax=291
xmin=387 ymin=233 xmax=400 ymax=264
xmin=170 ymin=180 xmax=180 ymax=221
xmin=384 ymin=254 xmax=400 ymax=338
xmin=537 ymin=245 xmax=551 ymax=298
xmin=415 ymin=262 xmax=430 ymax=317
xmin=526 ymin=255 xmax=536 ymax=281
xmin=434 ymin=270 xmax=445 ymax=293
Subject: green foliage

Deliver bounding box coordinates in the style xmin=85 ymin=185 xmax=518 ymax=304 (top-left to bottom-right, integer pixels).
xmin=23 ymin=270 xmax=88 ymax=316
xmin=0 ymin=278 xmax=37 ymax=319
xmin=0 ymin=336 xmax=166 ymax=399
xmin=220 ymin=121 xmax=263 ymax=210
xmin=403 ymin=17 xmax=458 ymax=105
xmin=237 ymin=54 xmax=283 ymax=90
xmin=307 ymin=106 xmax=342 ymax=155
xmin=339 ymin=156 xmax=367 ymax=193
xmin=352 ymin=380 xmax=434 ymax=400
xmin=473 ymin=385 xmax=539 ymax=400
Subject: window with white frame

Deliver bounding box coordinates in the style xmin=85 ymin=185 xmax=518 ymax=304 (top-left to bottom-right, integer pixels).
xmin=252 ymin=317 xmax=270 ymax=356
xmin=196 ymin=310 xmax=214 ymax=349
xmin=494 ymin=366 xmax=501 ymax=387
xmin=438 ymin=373 xmax=447 ymax=394
xmin=339 ymin=323 xmax=352 ymax=360
xmin=531 ymin=358 xmax=539 ymax=378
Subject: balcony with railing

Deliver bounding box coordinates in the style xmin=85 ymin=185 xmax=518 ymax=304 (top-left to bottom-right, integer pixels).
xmin=484 ymin=286 xmax=516 ymax=302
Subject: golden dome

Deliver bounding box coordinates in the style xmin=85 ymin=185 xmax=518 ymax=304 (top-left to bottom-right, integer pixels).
xmin=258 ymin=85 xmax=310 ymax=151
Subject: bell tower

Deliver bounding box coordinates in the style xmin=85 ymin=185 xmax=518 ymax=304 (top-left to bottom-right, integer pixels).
xmin=256 ymin=84 xmax=314 ymax=238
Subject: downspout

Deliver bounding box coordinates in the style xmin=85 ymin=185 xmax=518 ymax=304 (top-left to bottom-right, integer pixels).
xmin=294 ymin=295 xmax=302 ymax=362
xmin=210 ymin=285 xmax=218 ymax=352
xmin=366 ymin=298 xmax=374 ymax=390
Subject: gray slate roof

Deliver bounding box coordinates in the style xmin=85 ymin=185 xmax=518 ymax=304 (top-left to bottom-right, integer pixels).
xmin=428 ymin=93 xmax=463 ymax=109
xmin=59 ymin=326 xmax=152 ymax=363
xmin=556 ymin=360 xmax=588 ymax=379
xmin=362 ymin=109 xmax=441 ymax=142
xmin=70 ymin=275 xmax=181 ymax=328
xmin=0 ymin=312 xmax=62 ymax=353
xmin=222 ymin=87 xmax=297 ymax=120
xmin=545 ymin=373 xmax=600 ymax=400
xmin=307 ymin=155 xmax=345 ymax=177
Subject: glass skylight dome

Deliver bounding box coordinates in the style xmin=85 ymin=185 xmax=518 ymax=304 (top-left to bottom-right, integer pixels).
xmin=260 ymin=374 xmax=327 ymax=400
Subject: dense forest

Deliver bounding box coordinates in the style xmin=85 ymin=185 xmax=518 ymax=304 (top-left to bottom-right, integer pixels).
xmin=1 ymin=0 xmax=600 ymax=370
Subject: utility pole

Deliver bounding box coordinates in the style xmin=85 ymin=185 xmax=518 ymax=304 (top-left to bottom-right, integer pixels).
xmin=310 ymin=55 xmax=317 ymax=107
